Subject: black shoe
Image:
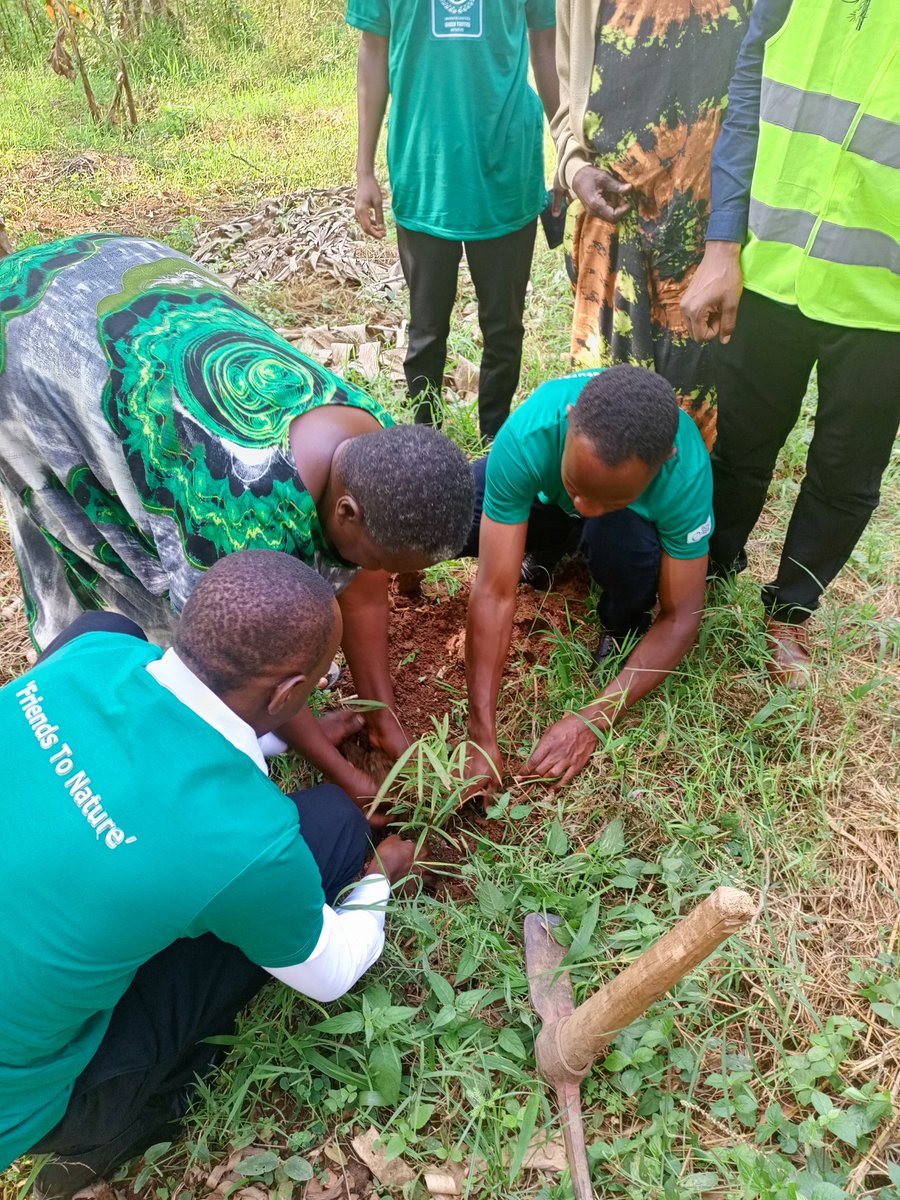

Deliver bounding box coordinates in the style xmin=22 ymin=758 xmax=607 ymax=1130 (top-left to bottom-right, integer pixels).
xmin=708 ymin=548 xmax=748 ymax=581
xmin=519 ymin=553 xmax=555 ymax=590
xmin=592 ymin=632 xmax=621 ymax=671
xmin=34 ymin=1157 xmax=99 ymax=1200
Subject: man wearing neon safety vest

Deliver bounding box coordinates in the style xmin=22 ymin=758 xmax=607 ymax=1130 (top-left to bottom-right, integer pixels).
xmin=682 ymin=0 xmax=899 ymax=688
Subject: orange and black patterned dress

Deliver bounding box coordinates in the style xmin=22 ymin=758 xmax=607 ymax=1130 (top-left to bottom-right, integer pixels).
xmin=567 ymin=1 xmax=750 ymax=448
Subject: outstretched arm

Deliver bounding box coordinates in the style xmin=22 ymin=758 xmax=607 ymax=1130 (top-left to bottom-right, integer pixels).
xmin=354 ymin=31 xmax=389 ymax=239
xmin=464 ymin=516 xmax=528 ymax=792
xmin=338 ymin=568 xmax=409 ymax=760
xmin=527 ymin=553 xmax=707 ymax=786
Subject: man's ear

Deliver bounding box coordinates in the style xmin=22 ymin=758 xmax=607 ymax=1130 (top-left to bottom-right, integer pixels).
xmin=267 ymin=673 xmax=308 ymax=717
xmin=334 ymin=494 xmax=363 ymax=527
xmin=667 ymin=445 xmax=678 ymax=461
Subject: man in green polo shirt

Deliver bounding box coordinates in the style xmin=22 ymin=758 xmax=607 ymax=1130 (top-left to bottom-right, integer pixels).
xmin=1 ymin=551 xmax=415 ymax=1197
xmin=461 ymin=365 xmax=713 ymax=791
xmin=348 ymin=0 xmax=559 ymax=440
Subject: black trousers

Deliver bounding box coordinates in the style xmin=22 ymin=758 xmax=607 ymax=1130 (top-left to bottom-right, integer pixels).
xmin=711 ymin=290 xmax=900 ymax=624
xmin=29 ymin=615 xmax=371 ymax=1177
xmin=396 ymin=220 xmax=537 ymax=441
xmin=463 ymin=457 xmax=662 ymax=638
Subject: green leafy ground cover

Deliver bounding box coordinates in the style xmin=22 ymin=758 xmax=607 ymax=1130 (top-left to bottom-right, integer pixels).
xmin=1 ymin=3 xmax=898 ymax=1198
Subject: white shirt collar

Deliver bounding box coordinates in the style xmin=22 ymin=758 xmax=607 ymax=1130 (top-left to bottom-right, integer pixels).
xmin=146 ymin=648 xmax=268 ymax=775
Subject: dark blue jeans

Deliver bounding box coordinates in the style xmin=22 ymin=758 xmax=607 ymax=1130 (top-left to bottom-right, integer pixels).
xmin=464 ymin=456 xmax=661 ymax=638
xmin=30 ymin=613 xmax=371 ymax=1175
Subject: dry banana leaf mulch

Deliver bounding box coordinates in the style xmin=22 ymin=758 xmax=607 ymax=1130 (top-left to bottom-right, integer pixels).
xmin=193 ymin=186 xmax=404 ymax=292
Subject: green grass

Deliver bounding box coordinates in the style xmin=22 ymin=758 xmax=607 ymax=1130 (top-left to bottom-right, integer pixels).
xmin=1 ymin=4 xmax=899 ymax=1199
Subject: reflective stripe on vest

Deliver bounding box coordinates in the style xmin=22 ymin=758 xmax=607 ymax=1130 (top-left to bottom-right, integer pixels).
xmin=749 ymin=200 xmax=900 ymax=276
xmin=741 ymin=0 xmax=900 ymax=330
xmin=759 ymin=78 xmax=900 ymax=171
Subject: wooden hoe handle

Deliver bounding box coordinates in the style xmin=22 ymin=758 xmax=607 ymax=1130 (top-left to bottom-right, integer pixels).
xmin=538 ymin=886 xmax=755 ymax=1081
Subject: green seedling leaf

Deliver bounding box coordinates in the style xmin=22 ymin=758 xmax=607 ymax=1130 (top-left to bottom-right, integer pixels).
xmin=311 ymin=1012 xmax=365 ymax=1035
xmin=681 ymin=1172 xmax=719 ymax=1192
xmin=281 ymin=1156 xmax=313 ymax=1183
xmin=409 ymin=1101 xmax=435 ymax=1131
xmin=507 ymin=1088 xmax=541 ymax=1182
xmin=143 ymin=1143 xmax=172 ymax=1166
xmin=560 ymin=897 xmax=600 ymax=968
xmin=810 ymin=1090 xmax=833 ymax=1115
xmin=235 ymin=1152 xmax=280 ymax=1177
xmin=303 ymin=1049 xmax=366 ymax=1087
xmin=871 ymin=1001 xmax=900 ymax=1028
xmin=498 ymin=1028 xmax=527 ymax=1059
xmin=603 ymin=1049 xmax=630 ymax=1072
xmin=369 ymin=1042 xmax=402 ymax=1106
xmin=475 ymin=879 xmax=509 ymax=920
xmin=546 ymin=818 xmax=569 ymax=857
xmin=828 ymin=1111 xmax=862 ymax=1147
xmin=372 ymin=1005 xmax=421 ymax=1031
xmin=426 ymin=970 xmax=456 ymax=1007
xmin=596 ymin=817 xmax=625 ymax=857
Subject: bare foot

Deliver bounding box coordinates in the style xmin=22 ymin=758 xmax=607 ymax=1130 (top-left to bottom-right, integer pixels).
xmin=318 ymin=710 xmax=365 ymax=746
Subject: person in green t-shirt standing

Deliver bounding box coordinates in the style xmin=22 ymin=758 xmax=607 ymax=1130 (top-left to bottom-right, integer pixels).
xmin=460 ymin=365 xmax=713 ymax=793
xmin=348 ymin=0 xmax=560 ymax=440
xmin=0 ymin=551 xmax=416 ymax=1198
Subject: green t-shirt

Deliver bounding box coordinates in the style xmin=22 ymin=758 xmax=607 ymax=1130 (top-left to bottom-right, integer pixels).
xmin=0 ymin=634 xmax=326 ymax=1169
xmin=483 ymin=372 xmax=714 ymax=559
xmin=346 ymin=0 xmax=555 ymax=240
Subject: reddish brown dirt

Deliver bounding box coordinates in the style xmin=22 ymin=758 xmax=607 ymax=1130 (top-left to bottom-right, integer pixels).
xmin=340 ymin=561 xmax=593 ymax=747
xmin=336 ymin=563 xmax=595 ymax=897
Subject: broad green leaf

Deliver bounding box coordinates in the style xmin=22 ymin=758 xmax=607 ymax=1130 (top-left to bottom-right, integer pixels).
xmin=426 ymin=970 xmax=456 ymax=1007
xmin=498 ymin=1028 xmax=527 ymax=1059
xmin=603 ymin=1049 xmax=630 ymax=1072
xmin=681 ymin=1172 xmax=719 ymax=1192
xmin=311 ymin=1012 xmax=365 ymax=1035
xmin=871 ymin=1001 xmax=900 ymax=1028
xmin=546 ymin=818 xmax=569 ymax=857
xmin=828 ymin=1111 xmax=861 ymax=1147
xmin=370 ymin=1042 xmax=402 ymax=1106
xmin=409 ymin=1101 xmax=435 ymax=1131
xmin=596 ymin=817 xmax=625 ymax=857
xmin=236 ymin=1152 xmax=280 ymax=1177
xmin=281 ymin=1156 xmax=313 ymax=1183
xmin=475 ymin=879 xmax=509 ymax=920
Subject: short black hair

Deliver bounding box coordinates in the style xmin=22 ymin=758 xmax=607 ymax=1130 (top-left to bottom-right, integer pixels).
xmin=336 ymin=425 xmax=474 ymax=560
xmin=568 ymin=365 xmax=679 ymax=470
xmin=175 ymin=550 xmax=336 ymax=694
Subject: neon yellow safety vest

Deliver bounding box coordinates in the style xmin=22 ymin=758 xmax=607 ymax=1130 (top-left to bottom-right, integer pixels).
xmin=742 ymin=0 xmax=900 ymax=331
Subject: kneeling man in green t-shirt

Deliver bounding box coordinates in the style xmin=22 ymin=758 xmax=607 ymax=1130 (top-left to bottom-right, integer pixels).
xmin=0 ymin=551 xmax=415 ymax=1198
xmin=460 ymin=365 xmax=713 ymax=791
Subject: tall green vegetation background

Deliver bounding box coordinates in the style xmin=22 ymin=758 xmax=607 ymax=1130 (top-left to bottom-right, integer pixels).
xmin=1 ymin=4 xmax=899 ymax=1199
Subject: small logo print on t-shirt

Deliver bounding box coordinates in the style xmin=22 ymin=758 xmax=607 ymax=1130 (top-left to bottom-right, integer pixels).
xmin=687 ymin=516 xmax=712 ymax=545
xmin=432 ymin=0 xmax=483 ymax=39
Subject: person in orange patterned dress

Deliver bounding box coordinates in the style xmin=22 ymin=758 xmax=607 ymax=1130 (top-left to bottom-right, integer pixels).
xmin=552 ymin=0 xmax=750 ymax=448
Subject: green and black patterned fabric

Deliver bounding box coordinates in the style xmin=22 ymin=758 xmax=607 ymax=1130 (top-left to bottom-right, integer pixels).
xmin=0 ymin=235 xmax=391 ymax=648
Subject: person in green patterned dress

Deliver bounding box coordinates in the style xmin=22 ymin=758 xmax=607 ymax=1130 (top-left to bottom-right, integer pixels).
xmin=0 ymin=234 xmax=474 ymax=804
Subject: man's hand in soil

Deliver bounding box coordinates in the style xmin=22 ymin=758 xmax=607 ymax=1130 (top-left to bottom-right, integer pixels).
xmin=365 ymin=706 xmax=410 ymax=762
xmin=461 ymin=738 xmax=503 ymax=804
xmin=572 ymin=165 xmax=632 ymax=223
xmin=365 ymin=834 xmax=417 ymax=886
xmin=524 ymin=713 xmax=603 ymax=789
